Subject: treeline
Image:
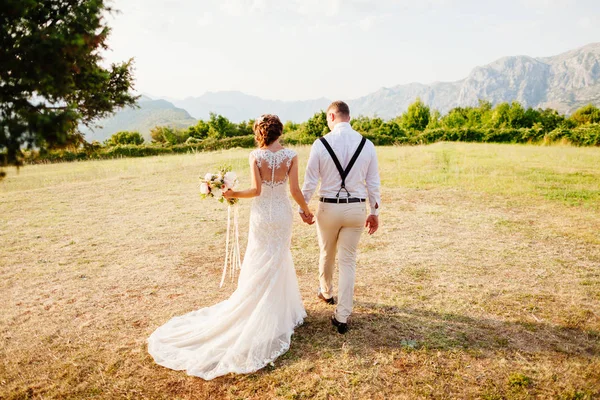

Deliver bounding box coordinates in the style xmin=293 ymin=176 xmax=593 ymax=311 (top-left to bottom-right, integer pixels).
xmin=32 ymin=100 xmax=600 ymax=163
xmin=284 ymin=99 xmax=600 ymax=146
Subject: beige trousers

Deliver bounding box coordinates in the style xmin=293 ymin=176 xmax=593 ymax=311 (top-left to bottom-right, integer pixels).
xmin=316 ymin=201 xmax=365 ymax=323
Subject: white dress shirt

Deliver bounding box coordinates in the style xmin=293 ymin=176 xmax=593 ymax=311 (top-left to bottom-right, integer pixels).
xmin=301 ymin=122 xmax=381 ymax=216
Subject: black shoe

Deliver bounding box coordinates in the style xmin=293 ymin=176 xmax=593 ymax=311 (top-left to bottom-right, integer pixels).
xmin=317 ymin=292 xmax=335 ymax=305
xmin=331 ymin=316 xmax=348 ymax=334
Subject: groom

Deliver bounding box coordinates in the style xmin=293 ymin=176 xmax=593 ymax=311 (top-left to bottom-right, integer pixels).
xmin=300 ymin=100 xmax=381 ymax=334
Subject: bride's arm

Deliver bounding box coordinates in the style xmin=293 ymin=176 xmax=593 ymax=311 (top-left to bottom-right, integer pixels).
xmin=288 ymin=156 xmax=312 ymax=216
xmin=223 ymin=154 xmax=262 ymax=199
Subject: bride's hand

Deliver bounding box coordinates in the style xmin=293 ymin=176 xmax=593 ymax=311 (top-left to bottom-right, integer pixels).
xmin=300 ymin=210 xmax=315 ymax=225
xmin=223 ymin=189 xmax=236 ymax=199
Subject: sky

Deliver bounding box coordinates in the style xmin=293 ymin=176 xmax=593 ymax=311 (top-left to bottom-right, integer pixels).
xmin=102 ymin=0 xmax=600 ymax=102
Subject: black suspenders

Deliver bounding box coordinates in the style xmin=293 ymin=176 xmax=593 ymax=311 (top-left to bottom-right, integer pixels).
xmin=319 ymin=136 xmax=367 ymax=198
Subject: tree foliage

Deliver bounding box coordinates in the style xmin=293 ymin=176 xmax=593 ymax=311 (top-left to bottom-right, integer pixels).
xmin=304 ymin=111 xmax=329 ymax=137
xmin=570 ymin=104 xmax=600 ymax=126
xmin=150 ymin=126 xmax=188 ymax=145
xmin=15 ymin=100 xmax=600 ymax=166
xmin=0 ymin=0 xmax=138 ymax=178
xmin=104 ymin=131 xmax=144 ymax=146
xmin=402 ymin=97 xmax=430 ymax=131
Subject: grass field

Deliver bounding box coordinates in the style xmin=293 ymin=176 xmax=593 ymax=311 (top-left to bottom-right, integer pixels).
xmin=1 ymin=142 xmax=599 ymax=399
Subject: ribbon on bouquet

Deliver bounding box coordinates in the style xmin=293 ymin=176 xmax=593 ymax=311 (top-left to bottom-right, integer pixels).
xmin=219 ymin=204 xmax=242 ymax=287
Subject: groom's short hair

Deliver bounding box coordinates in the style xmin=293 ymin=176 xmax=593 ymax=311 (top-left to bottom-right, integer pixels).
xmin=327 ymin=101 xmax=350 ymax=117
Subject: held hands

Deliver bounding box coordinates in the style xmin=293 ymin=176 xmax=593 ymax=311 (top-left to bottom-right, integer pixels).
xmin=365 ymin=214 xmax=379 ymax=235
xmin=299 ymin=210 xmax=315 ymax=225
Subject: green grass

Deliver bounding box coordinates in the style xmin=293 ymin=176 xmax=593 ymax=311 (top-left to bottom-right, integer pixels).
xmin=1 ymin=142 xmax=599 ymax=399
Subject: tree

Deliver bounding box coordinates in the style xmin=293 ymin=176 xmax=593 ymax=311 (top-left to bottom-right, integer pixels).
xmin=235 ymin=120 xmax=254 ymax=137
xmin=304 ymin=111 xmax=329 ymax=137
xmin=0 ymin=0 xmax=138 ymax=179
xmin=350 ymin=116 xmax=372 ymax=133
xmin=426 ymin=110 xmax=442 ymax=129
xmin=350 ymin=116 xmax=383 ymax=133
xmin=207 ymin=113 xmax=235 ymax=139
xmin=537 ymin=108 xmax=566 ymax=132
xmin=475 ymin=99 xmax=493 ymax=127
xmin=150 ymin=126 xmax=188 ymax=145
xmin=491 ymin=102 xmax=511 ymax=128
xmin=507 ymin=101 xmax=527 ymax=128
xmin=375 ymin=121 xmax=406 ymax=138
xmin=283 ymin=121 xmax=299 ymax=134
xmin=104 ymin=131 xmax=144 ymax=146
xmin=442 ymin=107 xmax=468 ymax=128
xmin=187 ymin=120 xmax=210 ymax=139
xmin=402 ymin=98 xmax=430 ymax=131
xmin=570 ymin=104 xmax=600 ymax=126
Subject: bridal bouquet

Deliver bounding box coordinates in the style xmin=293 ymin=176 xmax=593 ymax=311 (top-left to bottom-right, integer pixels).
xmin=199 ymin=165 xmax=241 ymax=287
xmin=199 ymin=166 xmax=239 ymax=205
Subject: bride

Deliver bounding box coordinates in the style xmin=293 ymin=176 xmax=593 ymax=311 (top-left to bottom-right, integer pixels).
xmin=147 ymin=114 xmax=313 ymax=380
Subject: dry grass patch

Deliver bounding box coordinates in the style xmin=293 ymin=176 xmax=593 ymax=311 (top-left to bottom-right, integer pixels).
xmin=1 ymin=143 xmax=599 ymax=399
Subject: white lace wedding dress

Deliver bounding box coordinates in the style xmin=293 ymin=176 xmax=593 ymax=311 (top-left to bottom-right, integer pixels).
xmin=148 ymin=148 xmax=306 ymax=380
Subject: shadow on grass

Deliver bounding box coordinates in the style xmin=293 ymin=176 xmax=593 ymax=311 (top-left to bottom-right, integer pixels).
xmin=168 ymin=301 xmax=599 ymax=387
xmin=285 ymin=301 xmax=599 ymax=360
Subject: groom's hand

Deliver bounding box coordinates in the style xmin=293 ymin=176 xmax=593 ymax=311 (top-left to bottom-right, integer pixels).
xmin=300 ymin=212 xmax=315 ymax=225
xmin=365 ymin=214 xmax=379 ymax=235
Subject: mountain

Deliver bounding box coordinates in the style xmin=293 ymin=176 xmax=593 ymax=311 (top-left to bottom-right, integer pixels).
xmin=351 ymin=42 xmax=600 ymax=118
xmin=172 ymin=91 xmax=331 ymax=123
xmin=85 ymin=43 xmax=600 ymax=134
xmin=81 ymin=95 xmax=196 ymax=142
xmin=168 ymin=43 xmax=600 ymax=121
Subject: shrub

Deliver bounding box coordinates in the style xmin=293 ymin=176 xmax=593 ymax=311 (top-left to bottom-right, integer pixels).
xmin=570 ymin=104 xmax=600 ymax=126
xmin=362 ymin=133 xmax=398 ymax=146
xmin=104 ymin=131 xmax=144 ymax=146
xmin=172 ymin=135 xmax=255 ymax=153
xmin=103 ymin=145 xmax=172 ymax=158
xmin=150 ymin=126 xmax=189 ymax=145
xmin=565 ymin=124 xmax=600 ymax=146
xmin=282 ymin=130 xmax=316 ymax=146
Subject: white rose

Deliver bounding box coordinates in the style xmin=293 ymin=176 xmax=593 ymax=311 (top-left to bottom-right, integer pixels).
xmin=204 ymin=173 xmax=213 ymax=181
xmin=224 ymin=171 xmax=237 ymax=188
xmin=200 ymin=182 xmax=210 ymax=195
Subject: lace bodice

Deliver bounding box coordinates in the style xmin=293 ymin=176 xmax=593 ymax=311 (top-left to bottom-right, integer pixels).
xmin=248 ymin=148 xmax=296 ymax=252
xmin=251 ymin=148 xmax=297 ymax=187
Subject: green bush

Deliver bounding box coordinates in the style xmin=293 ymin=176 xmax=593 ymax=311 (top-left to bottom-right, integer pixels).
xmin=282 ymin=130 xmax=316 ymax=145
xmin=562 ymin=124 xmax=600 ymax=146
xmin=104 ymin=131 xmax=144 ymax=146
xmin=411 ymin=127 xmax=549 ymax=145
xmin=362 ymin=133 xmax=398 ymax=146
xmin=150 ymin=126 xmax=190 ymax=145
xmin=546 ymin=126 xmax=573 ymax=143
xmin=172 ymin=135 xmax=256 ymax=153
xmin=103 ymin=145 xmax=172 ymax=158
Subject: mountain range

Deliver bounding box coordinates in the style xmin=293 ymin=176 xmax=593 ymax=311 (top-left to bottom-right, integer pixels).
xmin=81 ymin=95 xmax=196 ymax=142
xmin=83 ymin=42 xmax=600 ymax=142
xmin=350 ymin=42 xmax=600 ymax=119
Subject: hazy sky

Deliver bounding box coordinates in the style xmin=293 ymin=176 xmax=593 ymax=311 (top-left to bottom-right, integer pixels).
xmin=103 ymin=0 xmax=600 ymax=101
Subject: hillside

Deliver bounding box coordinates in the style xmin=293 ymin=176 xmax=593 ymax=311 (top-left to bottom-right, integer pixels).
xmin=82 ymin=95 xmax=196 ymax=142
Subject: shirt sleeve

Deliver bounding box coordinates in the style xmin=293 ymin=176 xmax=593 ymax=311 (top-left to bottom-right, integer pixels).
xmin=365 ymin=144 xmax=381 ymax=216
xmin=299 ymin=141 xmax=321 ymax=213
